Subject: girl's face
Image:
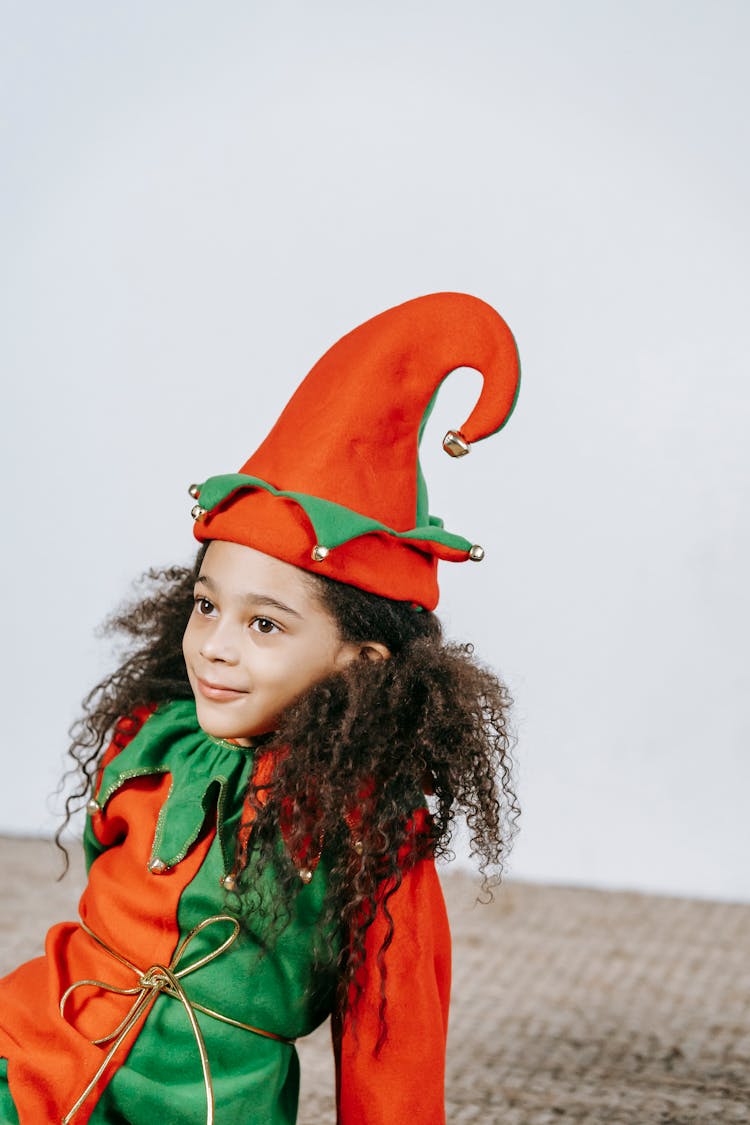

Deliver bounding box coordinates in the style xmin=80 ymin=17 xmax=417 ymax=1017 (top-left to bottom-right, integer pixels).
xmin=182 ymin=540 xmax=363 ymax=744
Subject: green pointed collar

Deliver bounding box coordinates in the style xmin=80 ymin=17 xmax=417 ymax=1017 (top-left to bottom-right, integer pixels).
xmin=95 ymin=700 xmax=255 ymax=878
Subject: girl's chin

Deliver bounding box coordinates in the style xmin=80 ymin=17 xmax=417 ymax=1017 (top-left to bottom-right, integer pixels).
xmin=193 ymin=704 xmax=272 ymax=746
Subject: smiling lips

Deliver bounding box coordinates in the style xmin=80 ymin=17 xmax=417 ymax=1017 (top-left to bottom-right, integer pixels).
xmin=196 ymin=677 xmax=249 ymax=702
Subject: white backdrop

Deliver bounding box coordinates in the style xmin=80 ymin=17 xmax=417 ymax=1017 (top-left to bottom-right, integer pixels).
xmin=2 ymin=1 xmax=748 ymax=901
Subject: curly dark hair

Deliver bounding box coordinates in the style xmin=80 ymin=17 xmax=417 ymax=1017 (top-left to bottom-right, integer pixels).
xmin=58 ymin=547 xmax=519 ymax=1046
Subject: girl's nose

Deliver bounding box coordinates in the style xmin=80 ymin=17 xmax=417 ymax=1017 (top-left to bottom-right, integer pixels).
xmin=199 ymin=625 xmax=240 ymax=664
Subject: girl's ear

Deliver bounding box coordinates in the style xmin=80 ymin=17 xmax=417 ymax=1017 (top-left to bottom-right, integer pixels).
xmin=358 ymin=642 xmax=391 ymax=663
xmin=335 ymin=641 xmax=391 ymax=668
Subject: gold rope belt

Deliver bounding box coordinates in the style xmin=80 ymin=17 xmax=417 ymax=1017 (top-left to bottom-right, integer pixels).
xmin=59 ymin=914 xmax=295 ymax=1125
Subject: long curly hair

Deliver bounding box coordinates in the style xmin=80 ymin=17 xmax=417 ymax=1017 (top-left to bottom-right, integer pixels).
xmin=58 ymin=547 xmax=519 ymax=1044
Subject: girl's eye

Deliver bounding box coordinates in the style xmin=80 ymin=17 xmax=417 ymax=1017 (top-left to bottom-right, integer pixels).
xmin=251 ymin=617 xmax=280 ymax=635
xmin=195 ymin=596 xmax=215 ymax=616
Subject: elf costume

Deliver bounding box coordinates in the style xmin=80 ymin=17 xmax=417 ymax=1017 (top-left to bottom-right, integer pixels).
xmin=0 ymin=292 xmax=519 ymax=1124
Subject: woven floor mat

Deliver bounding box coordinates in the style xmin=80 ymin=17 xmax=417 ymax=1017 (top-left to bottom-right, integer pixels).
xmin=1 ymin=837 xmax=748 ymax=1123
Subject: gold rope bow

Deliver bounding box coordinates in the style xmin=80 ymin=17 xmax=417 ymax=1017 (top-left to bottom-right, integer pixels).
xmin=59 ymin=913 xmax=294 ymax=1125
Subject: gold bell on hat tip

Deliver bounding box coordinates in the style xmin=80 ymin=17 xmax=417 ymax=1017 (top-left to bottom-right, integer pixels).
xmin=443 ymin=430 xmax=471 ymax=458
xmin=191 ymin=504 xmax=207 ymax=521
xmin=147 ymin=857 xmax=168 ymax=875
xmin=221 ymin=873 xmax=238 ymax=892
xmin=469 ymin=544 xmax=485 ymax=562
xmin=188 ymin=483 xmax=201 ymax=499
xmin=299 ymin=867 xmax=314 ymax=884
xmin=311 ymin=545 xmax=330 ymax=562
xmin=86 ymin=798 xmax=100 ymax=816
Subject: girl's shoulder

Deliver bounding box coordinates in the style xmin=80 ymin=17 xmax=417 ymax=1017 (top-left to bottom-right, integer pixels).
xmin=102 ymin=703 xmax=159 ymax=767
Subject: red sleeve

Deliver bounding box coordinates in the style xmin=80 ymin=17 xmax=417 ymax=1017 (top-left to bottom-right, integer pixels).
xmin=333 ymin=856 xmax=451 ymax=1125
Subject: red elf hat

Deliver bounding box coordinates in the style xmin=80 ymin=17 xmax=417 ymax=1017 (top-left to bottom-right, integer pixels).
xmin=189 ymin=292 xmax=520 ymax=610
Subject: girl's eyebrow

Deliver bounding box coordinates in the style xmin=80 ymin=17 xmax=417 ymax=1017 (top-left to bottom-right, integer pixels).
xmin=195 ymin=573 xmax=303 ymax=619
xmin=241 ymin=594 xmax=303 ymax=619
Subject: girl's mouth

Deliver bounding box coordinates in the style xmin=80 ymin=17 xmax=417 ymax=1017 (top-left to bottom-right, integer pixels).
xmin=196 ymin=677 xmax=249 ymax=702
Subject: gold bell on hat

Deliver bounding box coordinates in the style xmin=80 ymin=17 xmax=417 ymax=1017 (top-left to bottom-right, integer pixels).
xmin=443 ymin=430 xmax=471 ymax=457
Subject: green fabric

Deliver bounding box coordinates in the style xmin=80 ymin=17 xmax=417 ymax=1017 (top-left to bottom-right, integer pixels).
xmin=85 ymin=702 xmax=256 ymax=876
xmin=0 ymin=1060 xmax=19 ymax=1124
xmin=195 ymin=473 xmax=473 ymax=554
xmin=84 ymin=702 xmax=338 ymax=1124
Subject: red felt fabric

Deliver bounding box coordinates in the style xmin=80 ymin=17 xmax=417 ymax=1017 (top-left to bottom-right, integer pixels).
xmin=334 ymin=857 xmax=451 ymax=1124
xmin=195 ymin=489 xmax=472 ymax=610
xmin=245 ymin=292 xmax=518 ymax=521
xmin=194 ymin=292 xmax=520 ymax=608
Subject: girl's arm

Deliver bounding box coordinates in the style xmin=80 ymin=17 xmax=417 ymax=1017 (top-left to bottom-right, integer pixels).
xmin=333 ymin=854 xmax=451 ymax=1125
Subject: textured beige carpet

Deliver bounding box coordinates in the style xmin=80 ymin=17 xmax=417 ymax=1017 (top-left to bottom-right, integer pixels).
xmin=1 ymin=837 xmax=748 ymax=1123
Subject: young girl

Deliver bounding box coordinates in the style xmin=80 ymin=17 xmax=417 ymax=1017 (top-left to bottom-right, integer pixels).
xmin=0 ymin=291 xmax=520 ymax=1125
